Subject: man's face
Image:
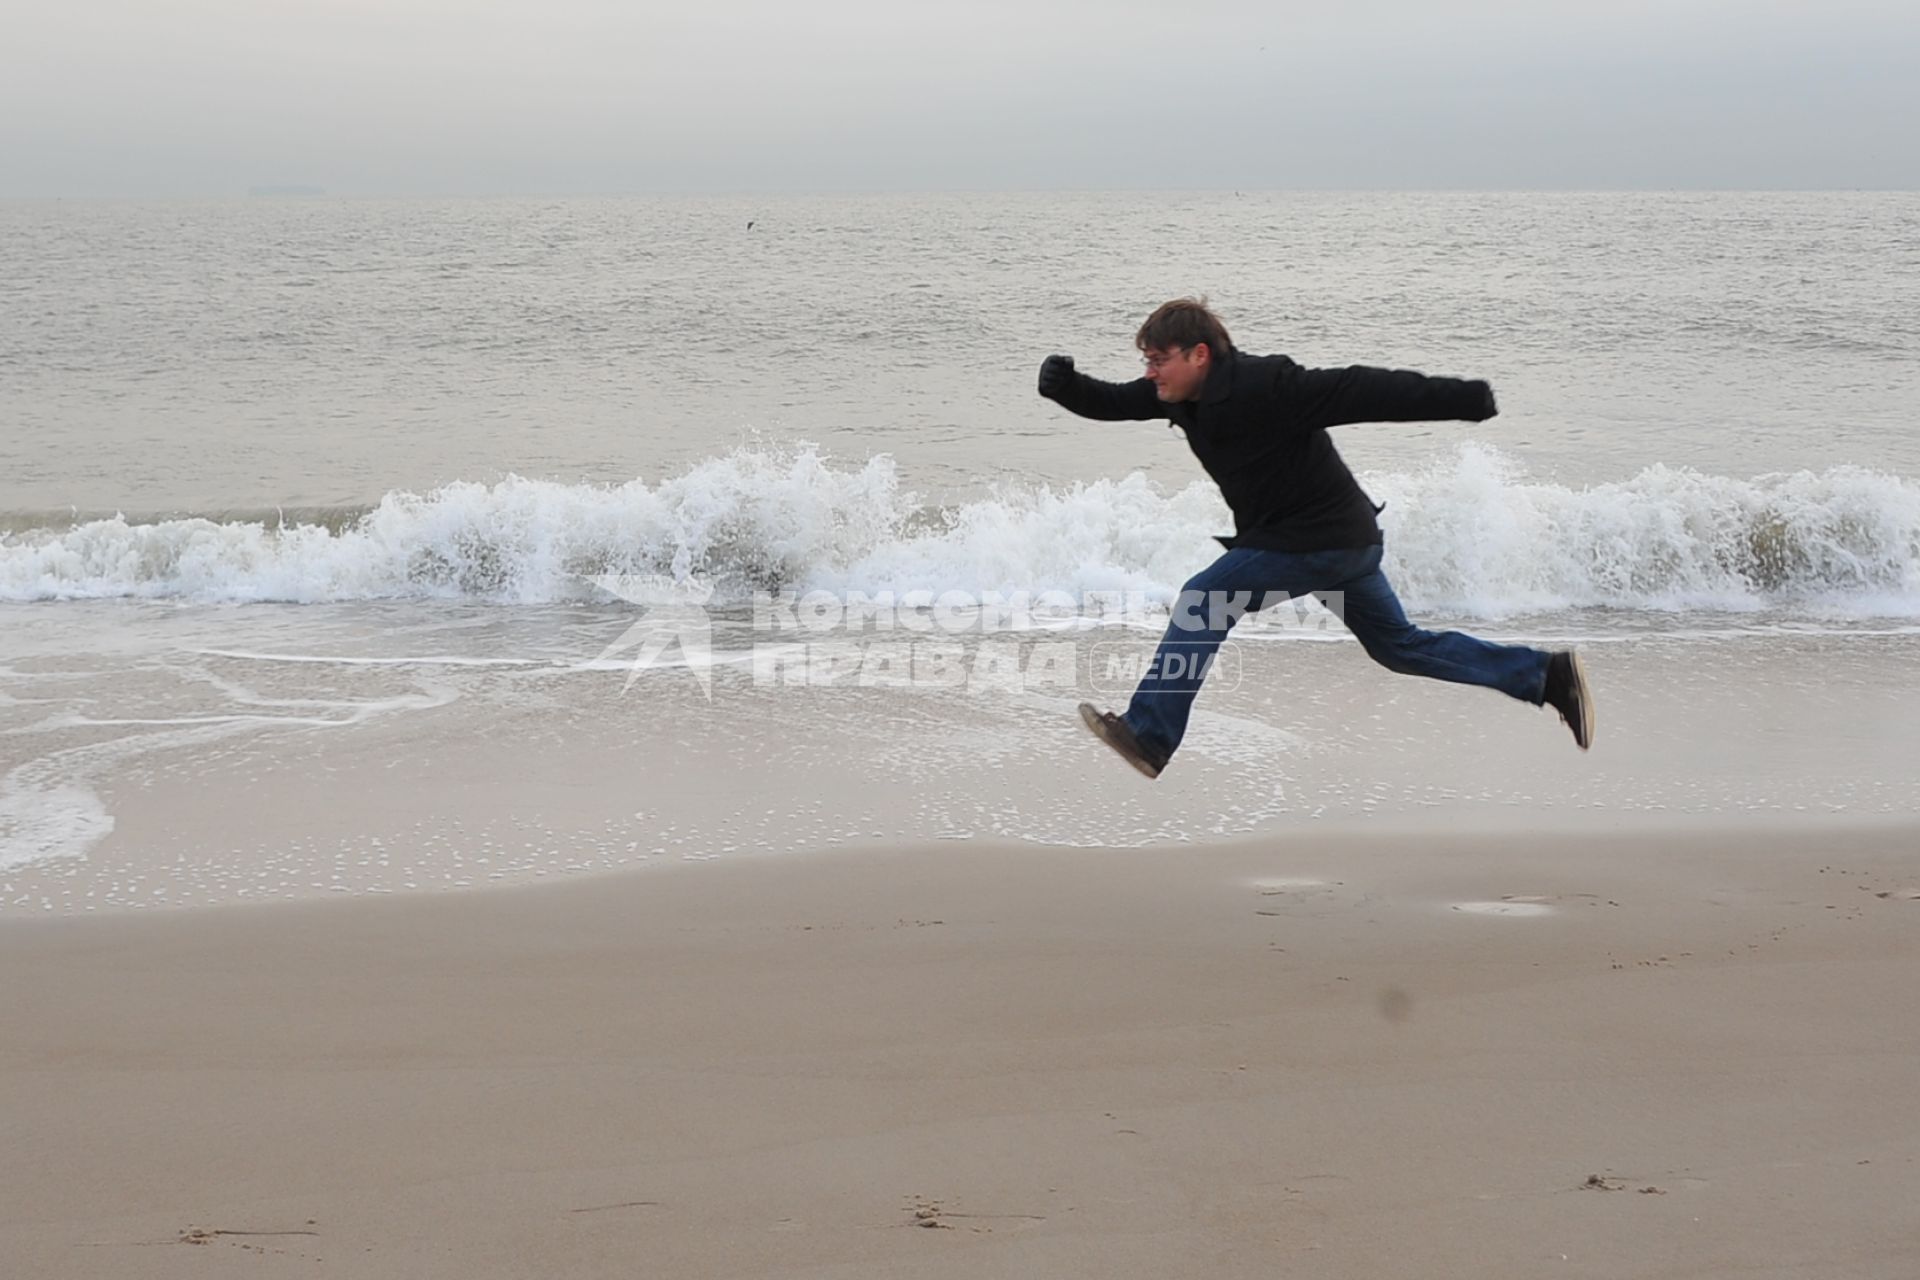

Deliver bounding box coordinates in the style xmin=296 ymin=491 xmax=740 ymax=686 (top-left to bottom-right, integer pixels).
xmin=1142 ymin=344 xmax=1210 ymax=402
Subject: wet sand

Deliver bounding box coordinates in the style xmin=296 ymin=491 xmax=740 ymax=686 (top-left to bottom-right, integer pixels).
xmin=4 ymin=818 xmax=1918 ymax=1278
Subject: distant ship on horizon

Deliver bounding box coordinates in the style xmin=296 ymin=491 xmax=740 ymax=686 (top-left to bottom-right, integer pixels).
xmin=247 ymin=184 xmax=325 ymax=197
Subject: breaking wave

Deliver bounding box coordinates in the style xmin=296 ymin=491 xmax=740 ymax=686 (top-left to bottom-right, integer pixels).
xmin=4 ymin=444 xmax=1918 ymax=618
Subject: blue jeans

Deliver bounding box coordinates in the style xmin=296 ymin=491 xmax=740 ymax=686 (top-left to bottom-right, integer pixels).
xmin=1123 ymin=545 xmax=1551 ymax=761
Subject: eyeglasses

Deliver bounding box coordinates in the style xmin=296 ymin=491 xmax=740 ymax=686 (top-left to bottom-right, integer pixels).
xmin=1141 ymin=347 xmax=1191 ymax=371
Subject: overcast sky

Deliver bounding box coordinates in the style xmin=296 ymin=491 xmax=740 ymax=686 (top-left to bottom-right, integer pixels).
xmin=4 ymin=0 xmax=1915 ymax=196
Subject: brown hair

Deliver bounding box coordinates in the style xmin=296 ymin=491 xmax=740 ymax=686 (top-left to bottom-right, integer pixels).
xmin=1135 ymin=297 xmax=1233 ymax=358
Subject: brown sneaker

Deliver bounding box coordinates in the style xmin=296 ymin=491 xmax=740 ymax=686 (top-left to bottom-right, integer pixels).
xmin=1078 ymin=703 xmax=1167 ymax=779
xmin=1543 ymin=651 xmax=1594 ymax=750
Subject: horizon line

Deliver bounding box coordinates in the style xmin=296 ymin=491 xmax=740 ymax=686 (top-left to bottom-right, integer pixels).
xmin=5 ymin=184 xmax=1918 ymax=202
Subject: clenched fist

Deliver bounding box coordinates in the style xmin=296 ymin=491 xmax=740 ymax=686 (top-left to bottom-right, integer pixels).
xmin=1470 ymin=380 xmax=1498 ymax=421
xmin=1037 ymin=354 xmax=1076 ymax=399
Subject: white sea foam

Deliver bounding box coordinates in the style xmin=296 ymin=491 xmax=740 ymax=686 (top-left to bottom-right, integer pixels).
xmin=3 ymin=444 xmax=1917 ymax=618
xmin=1374 ymin=445 xmax=1920 ymax=615
xmin=0 ymin=758 xmax=115 ymax=876
xmin=193 ymin=649 xmax=545 ymax=668
xmin=0 ymin=680 xmax=460 ymax=874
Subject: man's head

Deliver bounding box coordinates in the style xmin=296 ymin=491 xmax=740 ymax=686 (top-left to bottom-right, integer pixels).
xmin=1136 ymin=298 xmax=1233 ymax=403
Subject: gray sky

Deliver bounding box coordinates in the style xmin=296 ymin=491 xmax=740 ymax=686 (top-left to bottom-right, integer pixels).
xmin=4 ymin=0 xmax=1916 ymax=196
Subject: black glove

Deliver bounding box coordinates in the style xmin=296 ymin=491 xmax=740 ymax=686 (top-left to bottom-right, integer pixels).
xmin=1037 ymin=354 xmax=1075 ymax=399
xmin=1470 ymin=380 xmax=1498 ymax=421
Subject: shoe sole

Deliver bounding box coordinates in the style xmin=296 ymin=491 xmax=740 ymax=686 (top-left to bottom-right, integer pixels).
xmin=1078 ymin=702 xmax=1163 ymax=779
xmin=1568 ymin=651 xmax=1595 ymax=750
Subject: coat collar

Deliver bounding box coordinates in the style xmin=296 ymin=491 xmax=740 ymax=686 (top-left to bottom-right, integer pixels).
xmin=1199 ymin=348 xmax=1236 ymax=405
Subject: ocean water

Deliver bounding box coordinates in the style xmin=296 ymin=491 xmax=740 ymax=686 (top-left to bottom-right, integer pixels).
xmin=3 ymin=192 xmax=1918 ymax=910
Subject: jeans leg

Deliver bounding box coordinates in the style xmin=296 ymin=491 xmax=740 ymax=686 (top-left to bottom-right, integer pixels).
xmin=1332 ymin=551 xmax=1551 ymax=703
xmin=1122 ymin=548 xmax=1322 ymax=760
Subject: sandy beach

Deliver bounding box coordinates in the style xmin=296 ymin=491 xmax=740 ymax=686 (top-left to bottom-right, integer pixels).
xmin=9 ymin=141 xmax=1920 ymax=1280
xmin=4 ymin=817 xmax=1917 ymax=1279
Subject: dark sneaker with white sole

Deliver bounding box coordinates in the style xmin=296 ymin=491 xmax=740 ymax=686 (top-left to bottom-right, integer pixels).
xmin=1078 ymin=703 xmax=1168 ymax=779
xmin=1543 ymin=651 xmax=1594 ymax=749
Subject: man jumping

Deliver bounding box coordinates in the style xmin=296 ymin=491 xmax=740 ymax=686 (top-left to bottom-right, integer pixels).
xmin=1040 ymin=297 xmax=1592 ymax=779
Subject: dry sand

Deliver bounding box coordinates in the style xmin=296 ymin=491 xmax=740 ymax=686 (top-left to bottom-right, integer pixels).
xmin=4 ymin=818 xmax=1919 ymax=1278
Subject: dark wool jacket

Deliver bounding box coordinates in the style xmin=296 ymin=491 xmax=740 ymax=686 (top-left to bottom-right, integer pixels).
xmin=1042 ymin=350 xmax=1496 ymax=551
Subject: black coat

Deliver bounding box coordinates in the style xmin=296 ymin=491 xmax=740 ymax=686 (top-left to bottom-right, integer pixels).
xmin=1041 ymin=350 xmax=1496 ymax=552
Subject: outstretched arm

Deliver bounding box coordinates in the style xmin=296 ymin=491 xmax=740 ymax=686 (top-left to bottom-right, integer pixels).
xmin=1284 ymin=363 xmax=1498 ymax=430
xmin=1037 ymin=354 xmax=1166 ymax=422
